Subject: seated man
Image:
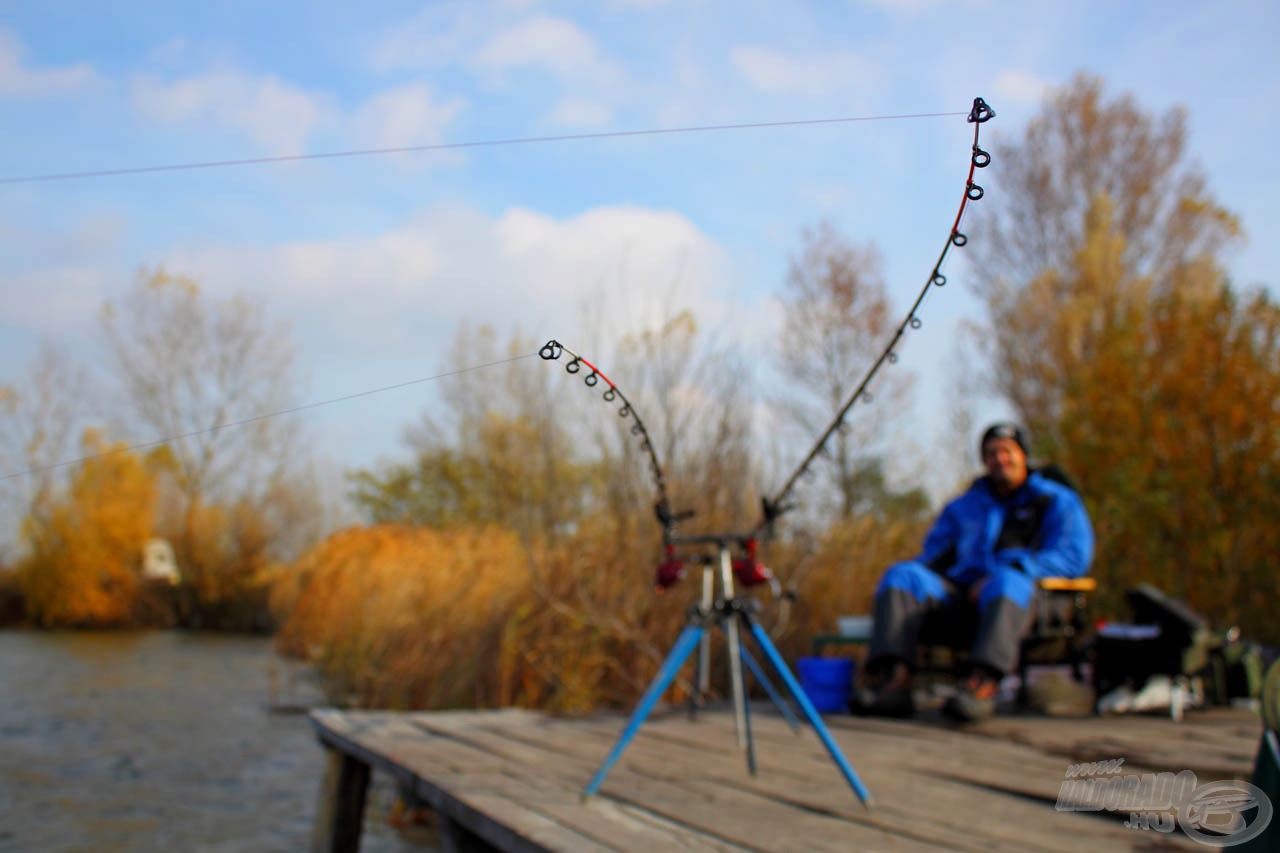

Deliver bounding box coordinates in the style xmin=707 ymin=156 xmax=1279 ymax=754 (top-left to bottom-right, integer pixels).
xmin=851 ymin=423 xmax=1094 ymax=722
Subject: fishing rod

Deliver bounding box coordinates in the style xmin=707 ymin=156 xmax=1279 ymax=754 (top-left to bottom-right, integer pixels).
xmin=537 ymin=338 xmax=772 ymax=595
xmin=536 ymin=339 xmax=679 ymax=523
xmin=754 ymin=95 xmax=996 ymax=536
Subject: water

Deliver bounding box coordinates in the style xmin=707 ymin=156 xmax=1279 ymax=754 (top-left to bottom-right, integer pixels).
xmin=0 ymin=631 xmax=434 ymax=852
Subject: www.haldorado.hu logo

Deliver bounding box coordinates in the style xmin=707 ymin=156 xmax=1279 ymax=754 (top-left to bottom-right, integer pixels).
xmin=1055 ymin=758 xmax=1272 ymax=847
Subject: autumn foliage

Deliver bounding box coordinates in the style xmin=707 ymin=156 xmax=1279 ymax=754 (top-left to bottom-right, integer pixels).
xmin=18 ymin=432 xmax=156 ymax=627
xmin=11 ymin=430 xmax=295 ymax=630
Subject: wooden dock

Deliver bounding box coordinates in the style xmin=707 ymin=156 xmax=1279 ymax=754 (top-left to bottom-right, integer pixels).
xmin=309 ymin=704 xmax=1262 ymax=851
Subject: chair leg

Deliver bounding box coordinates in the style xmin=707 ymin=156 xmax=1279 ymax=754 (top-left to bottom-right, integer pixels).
xmin=1016 ymin=642 xmax=1030 ymax=709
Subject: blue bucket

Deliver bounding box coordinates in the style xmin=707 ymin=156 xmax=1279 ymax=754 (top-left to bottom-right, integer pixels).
xmin=796 ymin=656 xmax=854 ymax=713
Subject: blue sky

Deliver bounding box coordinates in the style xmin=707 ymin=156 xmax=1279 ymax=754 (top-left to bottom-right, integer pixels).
xmin=2 ymin=0 xmax=1277 ymax=508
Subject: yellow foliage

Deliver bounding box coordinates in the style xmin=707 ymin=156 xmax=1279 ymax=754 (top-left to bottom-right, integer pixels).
xmin=177 ymin=499 xmax=274 ymax=606
xmin=275 ymin=525 xmax=533 ymax=709
xmin=19 ymin=431 xmax=156 ymax=627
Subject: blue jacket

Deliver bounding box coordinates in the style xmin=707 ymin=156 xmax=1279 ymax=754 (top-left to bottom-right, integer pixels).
xmin=919 ymin=470 xmax=1094 ymax=584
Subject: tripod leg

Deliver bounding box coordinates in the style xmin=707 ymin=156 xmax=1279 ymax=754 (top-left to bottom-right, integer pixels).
xmin=741 ymin=645 xmax=801 ymax=732
xmin=719 ymin=548 xmax=749 ymax=751
xmin=724 ymin=614 xmax=750 ymax=749
xmin=737 ymin=620 xmax=758 ymax=776
xmin=583 ymin=623 xmax=704 ymax=798
xmin=697 ymin=564 xmax=713 ymax=698
xmin=745 ymin=619 xmax=874 ymax=807
xmin=689 ymin=564 xmax=714 ymax=721
xmin=688 ymin=647 xmax=701 ymax=722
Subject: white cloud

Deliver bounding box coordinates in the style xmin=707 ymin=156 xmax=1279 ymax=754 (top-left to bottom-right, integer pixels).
xmin=472 ymin=16 xmax=624 ymax=87
xmin=371 ymin=3 xmax=477 ymax=71
xmin=992 ymin=68 xmax=1050 ymax=107
xmin=372 ymin=10 xmax=628 ymax=127
xmin=158 ymin=204 xmax=728 ymax=355
xmin=374 ymin=7 xmax=624 ymax=88
xmin=2 ymin=211 xmax=128 ymax=260
xmin=652 ymin=44 xmax=717 ymax=126
xmin=0 ymin=265 xmax=115 ymax=331
xmin=547 ymin=97 xmax=614 ymax=127
xmin=730 ymin=45 xmax=883 ymax=97
xmin=0 ymin=30 xmax=96 ymax=97
xmin=0 ymin=213 xmax=130 ymax=332
xmin=132 ymin=69 xmax=335 ymax=156
xmin=3 ymin=206 xmax=729 ymax=353
xmin=353 ymin=83 xmax=466 ymax=150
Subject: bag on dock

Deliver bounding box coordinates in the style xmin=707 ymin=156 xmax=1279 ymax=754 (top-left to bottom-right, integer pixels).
xmin=1094 ymin=584 xmax=1264 ymax=709
xmin=1093 ymin=584 xmax=1214 ymax=698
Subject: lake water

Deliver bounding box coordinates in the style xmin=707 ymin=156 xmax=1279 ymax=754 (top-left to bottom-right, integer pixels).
xmin=0 ymin=630 xmax=433 ymax=851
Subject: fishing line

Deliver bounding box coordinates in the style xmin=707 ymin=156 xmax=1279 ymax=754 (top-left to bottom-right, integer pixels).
xmin=0 ymin=353 xmax=533 ymax=483
xmin=1 ymin=111 xmax=965 ymax=186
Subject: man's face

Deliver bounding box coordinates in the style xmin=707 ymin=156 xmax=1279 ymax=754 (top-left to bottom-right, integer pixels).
xmin=982 ymin=437 xmax=1028 ymax=493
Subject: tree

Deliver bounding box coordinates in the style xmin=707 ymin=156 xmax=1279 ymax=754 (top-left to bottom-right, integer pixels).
xmin=351 ymin=325 xmax=593 ymax=538
xmin=610 ymin=309 xmax=761 ymax=531
xmin=974 ymin=73 xmax=1239 ymax=292
xmin=100 ymin=268 xmax=324 ymax=627
xmin=18 ymin=431 xmax=158 ymax=627
xmin=101 ymin=269 xmax=301 ymax=506
xmin=0 ymin=344 xmax=96 ymax=563
xmin=777 ymin=220 xmax=915 ymax=520
xmin=969 ymin=74 xmax=1280 ymax=640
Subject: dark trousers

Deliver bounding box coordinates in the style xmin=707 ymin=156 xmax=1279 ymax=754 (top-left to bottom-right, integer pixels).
xmin=868 ymin=560 xmax=1033 ymax=676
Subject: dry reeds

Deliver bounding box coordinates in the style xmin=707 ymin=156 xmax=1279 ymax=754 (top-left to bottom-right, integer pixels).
xmin=274 ymin=509 xmax=927 ymax=713
xmin=275 ymin=524 xmax=532 ymax=709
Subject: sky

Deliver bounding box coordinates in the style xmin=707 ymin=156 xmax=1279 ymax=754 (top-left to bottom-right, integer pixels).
xmin=2 ymin=0 xmax=1278 ymax=513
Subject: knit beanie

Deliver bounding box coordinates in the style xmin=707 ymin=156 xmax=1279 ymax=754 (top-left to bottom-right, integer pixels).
xmin=979 ymin=422 xmax=1027 ymax=457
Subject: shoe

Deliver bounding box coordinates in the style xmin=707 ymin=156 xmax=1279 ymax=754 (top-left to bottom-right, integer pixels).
xmin=849 ymin=663 xmax=916 ymax=718
xmin=942 ymin=673 xmax=1000 ymax=722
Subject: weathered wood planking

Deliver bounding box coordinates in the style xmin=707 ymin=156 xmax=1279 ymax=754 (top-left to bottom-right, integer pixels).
xmin=310 ymin=705 xmax=1260 ymax=852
